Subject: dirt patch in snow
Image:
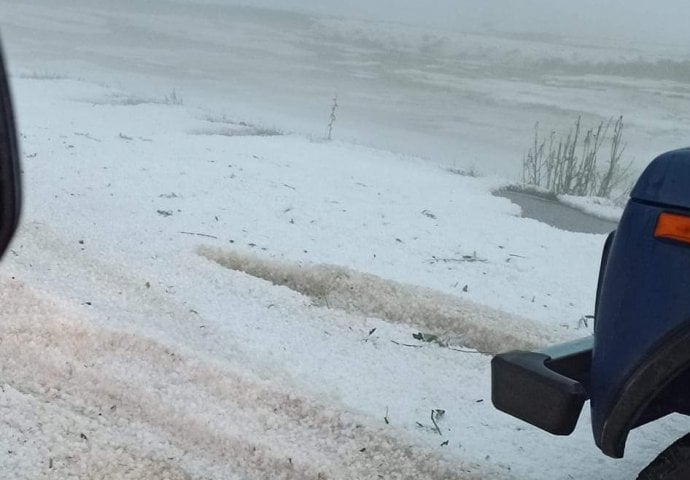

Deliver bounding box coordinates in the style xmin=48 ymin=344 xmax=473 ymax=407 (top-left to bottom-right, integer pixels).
xmin=198 ymin=246 xmax=564 ymax=353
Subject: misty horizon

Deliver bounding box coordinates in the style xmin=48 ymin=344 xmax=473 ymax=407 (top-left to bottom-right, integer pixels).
xmin=196 ymin=0 xmax=690 ymax=46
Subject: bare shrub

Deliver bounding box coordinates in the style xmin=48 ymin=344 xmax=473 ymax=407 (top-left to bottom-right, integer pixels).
xmin=191 ymin=124 xmax=282 ymax=137
xmin=326 ymin=94 xmax=338 ymax=141
xmin=164 ymin=89 xmax=183 ymax=106
xmin=18 ymin=72 xmax=68 ymax=80
xmin=447 ymin=164 xmax=479 ymax=177
xmin=522 ymin=116 xmax=631 ymax=198
xmin=90 ymin=90 xmax=184 ymax=107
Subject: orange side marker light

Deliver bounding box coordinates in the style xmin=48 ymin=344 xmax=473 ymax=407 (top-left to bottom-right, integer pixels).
xmin=655 ymin=212 xmax=690 ymax=244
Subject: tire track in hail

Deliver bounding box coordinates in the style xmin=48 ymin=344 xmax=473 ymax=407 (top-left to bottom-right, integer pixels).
xmin=0 ymin=278 xmax=492 ymax=479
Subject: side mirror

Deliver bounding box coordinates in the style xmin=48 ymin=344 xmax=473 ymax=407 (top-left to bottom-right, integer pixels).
xmin=0 ymin=42 xmax=22 ymax=258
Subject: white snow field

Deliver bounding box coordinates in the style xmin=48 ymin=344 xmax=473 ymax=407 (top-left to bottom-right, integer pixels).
xmin=0 ymin=1 xmax=690 ymax=479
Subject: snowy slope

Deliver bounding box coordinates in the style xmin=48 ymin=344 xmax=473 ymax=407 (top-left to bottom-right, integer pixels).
xmin=0 ymin=74 xmax=687 ymax=480
xmin=1 ymin=2 xmax=690 ymax=477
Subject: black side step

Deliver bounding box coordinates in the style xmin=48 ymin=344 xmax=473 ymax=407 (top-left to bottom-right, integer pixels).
xmin=491 ymin=337 xmax=592 ymax=435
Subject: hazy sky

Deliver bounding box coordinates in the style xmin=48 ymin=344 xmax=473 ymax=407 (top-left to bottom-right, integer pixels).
xmin=213 ymin=0 xmax=690 ymax=45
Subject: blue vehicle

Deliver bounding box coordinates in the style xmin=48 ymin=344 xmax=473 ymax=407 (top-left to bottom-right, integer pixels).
xmin=492 ymin=148 xmax=690 ymax=479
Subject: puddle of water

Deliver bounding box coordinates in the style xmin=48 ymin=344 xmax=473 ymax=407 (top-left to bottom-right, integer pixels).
xmin=495 ymin=189 xmax=618 ymax=234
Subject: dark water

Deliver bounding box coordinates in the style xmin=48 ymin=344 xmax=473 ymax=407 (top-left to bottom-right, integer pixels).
xmin=495 ymin=190 xmax=619 ymax=234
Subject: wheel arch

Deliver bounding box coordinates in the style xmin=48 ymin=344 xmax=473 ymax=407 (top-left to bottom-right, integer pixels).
xmin=597 ymin=323 xmax=690 ymax=458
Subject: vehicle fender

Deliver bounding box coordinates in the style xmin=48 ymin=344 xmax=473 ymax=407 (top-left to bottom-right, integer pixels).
xmin=595 ymin=322 xmax=690 ymax=458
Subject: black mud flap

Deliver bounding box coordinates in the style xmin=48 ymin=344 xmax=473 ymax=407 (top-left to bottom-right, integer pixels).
xmin=491 ymin=337 xmax=592 ymax=435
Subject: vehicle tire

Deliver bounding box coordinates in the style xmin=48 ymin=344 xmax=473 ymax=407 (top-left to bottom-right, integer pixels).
xmin=637 ymin=433 xmax=690 ymax=479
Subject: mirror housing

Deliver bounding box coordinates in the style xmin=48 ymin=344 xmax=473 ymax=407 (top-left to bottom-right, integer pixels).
xmin=0 ymin=42 xmax=22 ymax=258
